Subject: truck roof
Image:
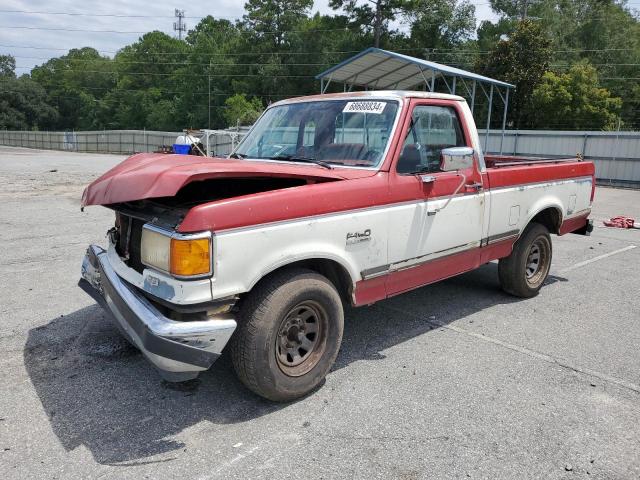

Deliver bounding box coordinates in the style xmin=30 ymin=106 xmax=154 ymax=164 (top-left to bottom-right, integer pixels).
xmin=271 ymin=90 xmax=465 ymax=107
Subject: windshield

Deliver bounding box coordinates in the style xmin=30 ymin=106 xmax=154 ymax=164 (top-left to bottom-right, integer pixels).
xmin=232 ymin=99 xmax=400 ymax=168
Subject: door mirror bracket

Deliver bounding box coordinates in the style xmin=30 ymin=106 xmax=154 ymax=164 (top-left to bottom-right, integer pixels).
xmin=420 ymin=175 xmax=437 ymax=184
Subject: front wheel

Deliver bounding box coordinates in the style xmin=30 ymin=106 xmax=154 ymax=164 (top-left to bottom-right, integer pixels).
xmin=498 ymin=222 xmax=552 ymax=298
xmin=230 ymin=268 xmax=344 ymax=402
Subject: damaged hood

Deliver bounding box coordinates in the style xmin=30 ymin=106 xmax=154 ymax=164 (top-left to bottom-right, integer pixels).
xmin=81 ymin=153 xmax=373 ymax=207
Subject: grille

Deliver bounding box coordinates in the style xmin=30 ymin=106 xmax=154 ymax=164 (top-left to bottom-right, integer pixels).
xmin=115 ymin=214 xmax=145 ymax=274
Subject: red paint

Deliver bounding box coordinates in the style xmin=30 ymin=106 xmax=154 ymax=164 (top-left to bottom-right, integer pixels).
xmin=485 ymin=156 xmax=595 ymax=190
xmin=83 ymin=96 xmax=595 ymax=237
xmin=386 ymin=248 xmax=480 ymax=297
xmin=559 ymin=212 xmax=591 ymax=235
xmin=352 ymin=275 xmax=386 ymax=306
xmin=353 ymin=237 xmax=519 ymax=306
xmin=480 ymin=237 xmax=517 ymax=263
xmin=181 ymin=98 xmax=484 ymax=233
xmin=81 ymin=153 xmax=370 ymax=207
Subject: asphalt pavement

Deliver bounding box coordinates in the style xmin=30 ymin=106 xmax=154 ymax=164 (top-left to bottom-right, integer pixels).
xmin=0 ymin=146 xmax=639 ymax=479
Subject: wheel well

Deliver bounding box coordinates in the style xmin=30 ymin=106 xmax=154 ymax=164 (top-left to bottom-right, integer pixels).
xmin=530 ymin=207 xmax=562 ymax=234
xmin=252 ymin=259 xmax=354 ymax=305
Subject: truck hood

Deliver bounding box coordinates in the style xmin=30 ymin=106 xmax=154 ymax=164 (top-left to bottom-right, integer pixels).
xmin=81 ymin=153 xmax=375 ymax=207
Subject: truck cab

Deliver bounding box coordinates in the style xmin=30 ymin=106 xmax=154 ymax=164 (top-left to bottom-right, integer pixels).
xmin=80 ymin=91 xmax=595 ymax=401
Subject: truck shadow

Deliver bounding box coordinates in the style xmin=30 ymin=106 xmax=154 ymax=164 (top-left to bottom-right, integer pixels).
xmin=23 ymin=262 xmax=566 ymax=465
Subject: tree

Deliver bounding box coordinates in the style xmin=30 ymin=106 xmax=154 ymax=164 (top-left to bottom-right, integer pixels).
xmin=0 ymin=55 xmax=16 ymax=78
xmin=405 ymin=0 xmax=476 ymax=51
xmin=30 ymin=48 xmax=115 ymax=130
xmin=531 ymin=63 xmax=622 ymax=130
xmin=178 ymin=17 xmax=244 ymax=129
xmin=0 ymin=75 xmax=58 ymax=130
xmin=330 ymin=0 xmax=409 ymax=47
xmin=223 ymin=94 xmax=264 ymax=126
xmin=476 ymin=20 xmax=552 ymax=128
xmin=105 ymin=32 xmax=188 ymax=130
xmin=489 ymin=0 xmax=542 ymax=20
xmin=244 ymin=0 xmax=313 ymax=48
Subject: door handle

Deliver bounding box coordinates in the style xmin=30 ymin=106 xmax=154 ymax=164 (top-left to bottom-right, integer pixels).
xmin=465 ymin=182 xmax=483 ymax=191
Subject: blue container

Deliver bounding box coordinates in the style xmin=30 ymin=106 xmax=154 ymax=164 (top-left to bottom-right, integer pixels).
xmin=173 ymin=144 xmax=191 ymax=155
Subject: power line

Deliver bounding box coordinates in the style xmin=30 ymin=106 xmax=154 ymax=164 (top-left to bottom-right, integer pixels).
xmin=10 ymin=54 xmax=640 ymax=69
xmin=0 ymin=9 xmax=233 ymax=19
xmin=1 ymin=43 xmax=637 ymax=56
xmin=0 ymin=24 xmax=367 ymax=35
xmin=10 ymin=68 xmax=318 ymax=77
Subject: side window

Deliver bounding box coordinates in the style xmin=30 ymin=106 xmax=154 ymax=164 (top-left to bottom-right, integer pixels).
xmin=396 ymin=105 xmax=465 ymax=174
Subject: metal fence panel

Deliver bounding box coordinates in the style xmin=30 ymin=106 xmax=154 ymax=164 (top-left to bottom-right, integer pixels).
xmin=1 ymin=128 xmax=639 ymax=186
xmin=479 ymin=129 xmax=640 ymax=187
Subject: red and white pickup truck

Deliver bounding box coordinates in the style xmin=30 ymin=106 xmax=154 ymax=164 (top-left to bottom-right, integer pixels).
xmin=80 ymin=91 xmax=594 ymax=401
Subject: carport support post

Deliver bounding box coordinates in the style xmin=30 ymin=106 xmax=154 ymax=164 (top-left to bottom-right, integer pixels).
xmin=499 ymin=88 xmax=509 ymax=155
xmin=484 ymin=85 xmax=493 ymax=153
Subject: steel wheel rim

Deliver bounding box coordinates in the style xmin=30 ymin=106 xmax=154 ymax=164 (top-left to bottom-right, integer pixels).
xmin=525 ymin=237 xmax=549 ymax=286
xmin=275 ymin=300 xmax=328 ymax=377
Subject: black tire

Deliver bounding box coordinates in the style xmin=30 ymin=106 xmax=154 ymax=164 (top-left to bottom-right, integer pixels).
xmin=498 ymin=222 xmax=552 ymax=298
xmin=230 ymin=268 xmax=344 ymax=402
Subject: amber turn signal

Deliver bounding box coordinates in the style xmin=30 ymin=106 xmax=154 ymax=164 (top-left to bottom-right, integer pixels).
xmin=170 ymin=237 xmax=211 ymax=277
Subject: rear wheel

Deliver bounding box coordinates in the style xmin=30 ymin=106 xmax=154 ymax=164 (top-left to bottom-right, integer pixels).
xmin=230 ymin=268 xmax=344 ymax=402
xmin=499 ymin=222 xmax=552 ymax=298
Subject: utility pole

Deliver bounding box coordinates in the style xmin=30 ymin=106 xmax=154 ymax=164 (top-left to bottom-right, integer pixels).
xmin=173 ymin=9 xmax=186 ymax=40
xmin=208 ymin=60 xmax=211 ymax=129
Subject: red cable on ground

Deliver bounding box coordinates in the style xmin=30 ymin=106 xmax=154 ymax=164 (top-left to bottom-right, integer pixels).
xmin=603 ymin=216 xmax=635 ymax=228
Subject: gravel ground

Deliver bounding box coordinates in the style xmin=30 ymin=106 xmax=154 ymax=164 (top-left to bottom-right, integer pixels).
xmin=0 ymin=146 xmax=639 ymax=479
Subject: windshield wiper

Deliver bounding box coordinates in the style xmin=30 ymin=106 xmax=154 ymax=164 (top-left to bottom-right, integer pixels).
xmin=229 ymin=152 xmax=247 ymax=159
xmin=268 ymin=155 xmax=333 ymax=169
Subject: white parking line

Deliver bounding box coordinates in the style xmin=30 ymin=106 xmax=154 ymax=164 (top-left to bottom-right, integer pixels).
xmin=560 ymin=245 xmax=637 ymax=273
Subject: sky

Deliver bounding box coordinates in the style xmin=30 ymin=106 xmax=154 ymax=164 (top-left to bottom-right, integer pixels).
xmin=0 ymin=0 xmax=498 ymax=74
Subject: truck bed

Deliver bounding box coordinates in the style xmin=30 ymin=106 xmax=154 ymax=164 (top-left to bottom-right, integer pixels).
xmin=484 ymin=154 xmax=594 ymax=192
xmin=485 ymin=154 xmax=581 ymax=168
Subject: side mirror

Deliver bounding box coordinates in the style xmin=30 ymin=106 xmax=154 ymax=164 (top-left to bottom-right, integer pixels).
xmin=440 ymin=147 xmax=474 ymax=172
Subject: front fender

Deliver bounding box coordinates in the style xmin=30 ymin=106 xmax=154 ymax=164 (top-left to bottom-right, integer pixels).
xmin=211 ymin=213 xmax=389 ymax=300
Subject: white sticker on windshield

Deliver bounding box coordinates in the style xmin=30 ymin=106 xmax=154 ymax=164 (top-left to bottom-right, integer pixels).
xmin=342 ymin=101 xmax=386 ymax=115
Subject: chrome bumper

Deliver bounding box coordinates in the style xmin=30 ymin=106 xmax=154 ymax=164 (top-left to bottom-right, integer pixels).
xmin=79 ymin=245 xmax=237 ymax=382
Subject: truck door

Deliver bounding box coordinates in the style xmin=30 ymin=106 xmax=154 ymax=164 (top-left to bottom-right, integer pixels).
xmin=385 ymin=100 xmax=486 ymax=296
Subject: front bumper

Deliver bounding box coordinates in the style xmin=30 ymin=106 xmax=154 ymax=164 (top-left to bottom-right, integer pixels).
xmin=79 ymin=245 xmax=237 ymax=381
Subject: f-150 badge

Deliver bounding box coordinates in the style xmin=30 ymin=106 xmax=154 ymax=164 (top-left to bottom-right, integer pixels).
xmin=346 ymin=229 xmax=371 ymax=245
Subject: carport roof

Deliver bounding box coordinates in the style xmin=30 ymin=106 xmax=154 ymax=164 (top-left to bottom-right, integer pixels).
xmin=315 ymin=47 xmax=514 ymax=90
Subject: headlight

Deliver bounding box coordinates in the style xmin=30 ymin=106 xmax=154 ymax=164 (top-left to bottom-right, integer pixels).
xmin=141 ymin=225 xmax=212 ymax=278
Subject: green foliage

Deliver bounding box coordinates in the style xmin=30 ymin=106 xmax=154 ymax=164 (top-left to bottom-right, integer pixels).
xmin=0 ymin=60 xmax=59 ymax=130
xmin=244 ymin=0 xmax=313 ymax=48
xmin=0 ymin=55 xmax=16 ymax=78
xmin=7 ymin=0 xmax=640 ymax=132
xmin=30 ymin=47 xmax=115 ymax=130
xmin=404 ymin=0 xmax=476 ymax=50
xmin=223 ymin=94 xmax=264 ymax=126
xmin=329 ymin=0 xmax=410 ymax=47
xmin=477 ymin=20 xmax=552 ymax=128
xmin=531 ymin=63 xmax=622 ymax=130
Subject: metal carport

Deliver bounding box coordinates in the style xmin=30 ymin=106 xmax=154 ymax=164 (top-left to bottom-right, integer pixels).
xmin=316 ymin=47 xmax=515 ymax=154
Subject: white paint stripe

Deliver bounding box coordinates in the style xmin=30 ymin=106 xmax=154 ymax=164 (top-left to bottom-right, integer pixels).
xmin=560 ymin=245 xmax=637 ymax=273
